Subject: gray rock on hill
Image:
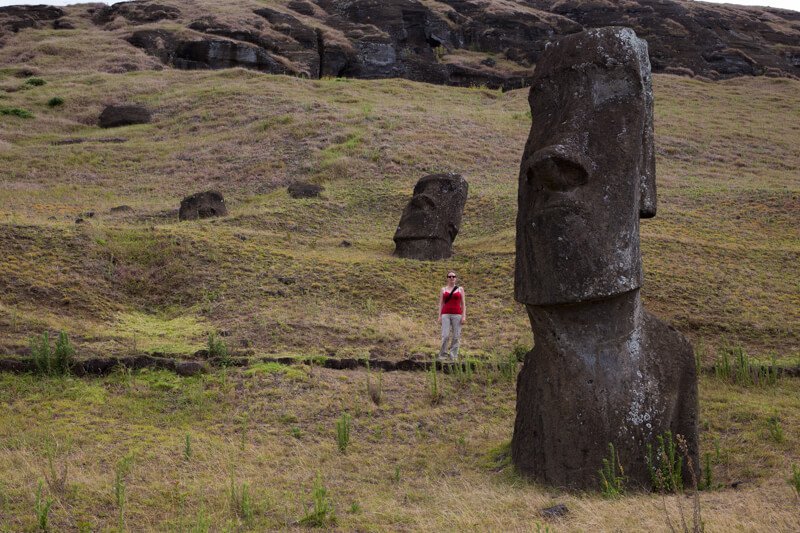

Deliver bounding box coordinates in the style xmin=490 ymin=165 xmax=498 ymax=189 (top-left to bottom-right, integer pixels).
xmin=98 ymin=104 xmax=152 ymax=128
xmin=179 ymin=190 xmax=227 ymax=221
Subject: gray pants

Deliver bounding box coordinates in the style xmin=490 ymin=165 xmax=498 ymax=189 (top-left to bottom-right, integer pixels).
xmin=439 ymin=314 xmax=462 ymax=361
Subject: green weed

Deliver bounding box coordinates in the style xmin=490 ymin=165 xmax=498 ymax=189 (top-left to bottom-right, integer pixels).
xmin=47 ymin=96 xmax=64 ymax=107
xmin=336 ymin=412 xmax=351 ymax=453
xmin=646 ymin=432 xmax=683 ymax=493
xmin=599 ymin=443 xmax=625 ymax=498
xmin=229 ymin=478 xmax=254 ymax=523
xmin=299 ymin=473 xmax=335 ymax=527
xmin=34 ymin=480 xmax=53 ymax=532
xmin=25 ymin=77 xmax=46 ymax=87
xmin=208 ymin=332 xmax=229 ymax=363
xmin=113 ymin=455 xmax=133 ymax=531
xmin=713 ymin=345 xmax=778 ymax=387
xmin=30 ymin=331 xmax=74 ymax=376
xmin=183 ymin=433 xmax=192 ymax=461
xmin=766 ymin=416 xmax=784 ymax=443
xmin=790 ymin=464 xmax=800 ymax=498
xmin=427 ymin=360 xmax=443 ymax=405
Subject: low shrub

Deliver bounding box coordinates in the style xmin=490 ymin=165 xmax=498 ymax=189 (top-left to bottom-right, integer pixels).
xmin=47 ymin=97 xmax=64 ymax=107
xmin=25 ymin=77 xmax=46 ymax=87
xmin=30 ymin=331 xmax=74 ymax=376
xmin=0 ymin=107 xmax=33 ymax=118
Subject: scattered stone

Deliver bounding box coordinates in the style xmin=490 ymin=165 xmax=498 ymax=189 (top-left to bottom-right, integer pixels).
xmin=480 ymin=57 xmax=496 ymax=67
xmin=287 ymin=181 xmax=324 ymax=199
xmin=175 ymin=361 xmax=206 ymax=377
xmin=52 ymin=18 xmax=74 ymax=30
xmin=178 ymin=190 xmax=227 ymax=221
xmin=339 ymin=240 xmax=352 ymax=247
xmin=74 ymin=217 xmax=84 ymax=224
xmin=81 ymin=211 xmax=95 ymax=218
xmin=109 ymin=205 xmax=133 ymax=214
xmin=540 ymin=504 xmax=569 ymax=519
xmin=512 ymin=27 xmax=698 ymax=490
xmin=277 ymin=276 xmax=296 ymax=285
xmin=98 ymin=104 xmax=151 ymax=128
xmin=393 ymin=173 xmax=468 ymax=260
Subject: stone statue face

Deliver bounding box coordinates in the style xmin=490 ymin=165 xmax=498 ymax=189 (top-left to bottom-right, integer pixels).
xmin=515 ymin=27 xmax=656 ymax=305
xmin=394 ymin=173 xmax=468 ymax=260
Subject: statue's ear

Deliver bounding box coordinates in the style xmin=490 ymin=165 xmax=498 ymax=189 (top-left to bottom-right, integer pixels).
xmin=639 ymin=48 xmax=657 ymax=219
xmin=639 ymin=132 xmax=656 ymax=218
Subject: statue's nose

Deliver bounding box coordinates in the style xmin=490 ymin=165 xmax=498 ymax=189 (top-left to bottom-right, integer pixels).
xmin=526 ymin=145 xmax=590 ymax=191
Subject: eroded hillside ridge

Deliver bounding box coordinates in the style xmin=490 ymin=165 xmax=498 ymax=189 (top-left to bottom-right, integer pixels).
xmin=1 ymin=0 xmax=798 ymax=87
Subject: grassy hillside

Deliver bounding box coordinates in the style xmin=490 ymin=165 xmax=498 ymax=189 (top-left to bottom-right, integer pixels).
xmin=0 ymin=31 xmax=798 ymax=531
xmin=0 ymin=67 xmax=797 ymax=362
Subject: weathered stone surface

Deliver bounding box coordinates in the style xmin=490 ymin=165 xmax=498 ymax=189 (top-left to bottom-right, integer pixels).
xmin=175 ymin=360 xmax=206 ymax=376
xmin=179 ymin=190 xmax=227 ymax=221
xmin=512 ymin=27 xmax=698 ymax=490
xmin=3 ymin=1 xmax=799 ymax=82
xmin=287 ymin=181 xmax=324 ymax=199
xmin=92 ymin=2 xmax=180 ymax=25
xmin=0 ymin=5 xmax=63 ymax=33
xmin=393 ymin=173 xmax=468 ymax=261
xmin=98 ymin=104 xmax=152 ymax=128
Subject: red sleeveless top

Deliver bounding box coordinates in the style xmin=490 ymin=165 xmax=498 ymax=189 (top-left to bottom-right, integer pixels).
xmin=440 ymin=288 xmax=463 ymax=315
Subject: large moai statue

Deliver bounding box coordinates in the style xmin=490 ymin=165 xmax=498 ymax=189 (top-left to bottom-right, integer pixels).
xmin=512 ymin=27 xmax=698 ymax=490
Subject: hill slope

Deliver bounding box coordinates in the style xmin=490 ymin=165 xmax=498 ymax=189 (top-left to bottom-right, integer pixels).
xmin=0 ymin=65 xmax=797 ymax=364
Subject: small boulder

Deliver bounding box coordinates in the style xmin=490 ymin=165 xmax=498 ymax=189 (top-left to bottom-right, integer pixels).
xmin=109 ymin=205 xmax=133 ymax=214
xmin=540 ymin=504 xmax=569 ymax=519
xmin=179 ymin=190 xmax=227 ymax=221
xmin=287 ymin=181 xmax=324 ymax=199
xmin=98 ymin=104 xmax=151 ymax=128
xmin=175 ymin=361 xmax=207 ymax=377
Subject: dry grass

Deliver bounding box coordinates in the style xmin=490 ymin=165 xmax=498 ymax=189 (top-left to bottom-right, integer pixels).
xmin=0 ymin=369 xmax=798 ymax=531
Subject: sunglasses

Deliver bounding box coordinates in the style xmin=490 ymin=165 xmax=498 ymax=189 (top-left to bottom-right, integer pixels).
xmin=447 ymin=275 xmax=457 ymax=278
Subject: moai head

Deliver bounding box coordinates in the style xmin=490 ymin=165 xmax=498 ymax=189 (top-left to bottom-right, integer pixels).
xmin=515 ymin=27 xmax=657 ymax=306
xmin=394 ymin=173 xmax=469 ymax=260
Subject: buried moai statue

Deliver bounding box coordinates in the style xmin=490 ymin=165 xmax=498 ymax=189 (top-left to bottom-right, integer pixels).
xmin=512 ymin=27 xmax=698 ymax=490
xmin=393 ymin=173 xmax=468 ymax=260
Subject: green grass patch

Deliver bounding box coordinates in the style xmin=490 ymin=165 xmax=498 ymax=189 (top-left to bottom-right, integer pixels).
xmin=244 ymin=361 xmax=308 ymax=381
xmin=0 ymin=107 xmax=33 ymax=118
xmin=115 ymin=312 xmax=208 ymax=354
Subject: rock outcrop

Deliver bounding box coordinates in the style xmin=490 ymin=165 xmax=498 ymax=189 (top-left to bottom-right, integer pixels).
xmin=512 ymin=27 xmax=698 ymax=490
xmin=394 ymin=173 xmax=468 ymax=260
xmin=2 ymin=0 xmax=799 ymax=83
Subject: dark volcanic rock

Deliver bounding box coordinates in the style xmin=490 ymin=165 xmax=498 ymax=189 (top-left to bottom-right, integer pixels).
xmin=179 ymin=190 xmax=227 ymax=221
xmin=393 ymin=173 xmax=468 ymax=261
xmin=512 ymin=27 xmax=698 ymax=490
xmin=287 ymin=182 xmax=324 ymax=199
xmin=0 ymin=5 xmax=63 ymax=33
xmin=6 ymin=0 xmax=799 ymax=84
xmin=98 ymin=104 xmax=152 ymax=128
xmin=92 ymin=2 xmax=180 ymax=25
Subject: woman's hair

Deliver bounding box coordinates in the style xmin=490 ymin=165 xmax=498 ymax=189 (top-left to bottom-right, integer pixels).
xmin=447 ymin=270 xmax=457 ymax=277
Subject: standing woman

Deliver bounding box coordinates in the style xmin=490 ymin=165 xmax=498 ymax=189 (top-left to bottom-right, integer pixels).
xmin=438 ymin=271 xmax=466 ymax=362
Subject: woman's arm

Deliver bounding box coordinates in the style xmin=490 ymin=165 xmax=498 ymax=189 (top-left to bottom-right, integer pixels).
xmin=460 ymin=288 xmax=466 ymax=324
xmin=437 ymin=288 xmax=443 ymax=323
